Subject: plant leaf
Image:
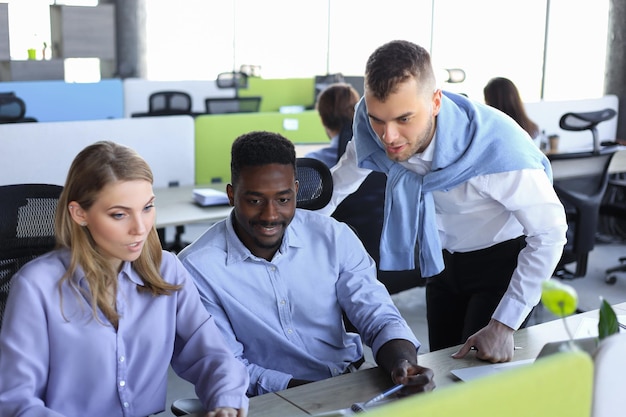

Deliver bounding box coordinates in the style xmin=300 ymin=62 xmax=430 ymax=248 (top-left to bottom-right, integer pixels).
xmin=598 ymin=298 xmax=619 ymax=341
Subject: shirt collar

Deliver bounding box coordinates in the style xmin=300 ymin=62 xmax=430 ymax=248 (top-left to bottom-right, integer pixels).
xmin=61 ymin=248 xmax=144 ymax=288
xmin=407 ymin=131 xmax=437 ymax=164
xmin=224 ymin=211 xmax=304 ymax=264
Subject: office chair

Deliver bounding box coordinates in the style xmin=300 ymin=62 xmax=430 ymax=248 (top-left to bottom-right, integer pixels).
xmin=550 ymin=108 xmax=619 ymax=280
xmin=216 ymin=71 xmax=249 ymax=91
xmin=170 ymin=157 xmax=334 ymax=416
xmin=558 ymin=108 xmax=616 ymax=154
xmin=148 ymin=91 xmax=193 ymax=116
xmin=599 ymin=173 xmax=626 ymax=284
xmin=294 ymin=157 xmax=333 ymax=210
xmin=0 ymin=184 xmax=63 ymax=330
xmin=0 ymin=92 xmax=38 ymax=124
xmin=204 ymin=96 xmax=262 ymax=114
xmin=146 ymin=90 xmax=194 ymax=252
xmin=158 ymin=181 xmax=191 ymax=254
xmin=550 ymin=150 xmax=616 ymax=279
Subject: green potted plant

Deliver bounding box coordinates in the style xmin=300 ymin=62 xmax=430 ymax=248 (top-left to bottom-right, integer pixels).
xmin=540 ymin=279 xmax=620 ymax=351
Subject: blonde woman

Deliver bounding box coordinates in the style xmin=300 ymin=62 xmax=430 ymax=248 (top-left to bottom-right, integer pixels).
xmin=0 ymin=141 xmax=249 ymax=417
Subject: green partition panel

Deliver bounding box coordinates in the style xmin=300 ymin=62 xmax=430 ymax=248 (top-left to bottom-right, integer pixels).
xmin=366 ymin=350 xmax=593 ymax=417
xmin=239 ymin=77 xmax=316 ymax=112
xmin=195 ymin=110 xmax=326 ymax=184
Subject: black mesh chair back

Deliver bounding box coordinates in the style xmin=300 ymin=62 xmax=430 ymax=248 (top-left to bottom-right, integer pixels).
xmin=204 ymin=97 xmax=262 ymax=114
xmin=336 ymin=123 xmax=353 ymax=160
xmin=0 ymin=184 xmax=63 ymax=329
xmin=559 ymin=108 xmax=617 ymax=153
xmin=216 ymin=71 xmax=249 ymax=90
xmin=148 ymin=91 xmax=193 ymax=115
xmin=550 ymin=150 xmax=616 ymax=278
xmin=295 ymin=157 xmax=333 ymax=210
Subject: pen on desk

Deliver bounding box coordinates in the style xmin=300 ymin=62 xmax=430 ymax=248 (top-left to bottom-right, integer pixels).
xmin=350 ymin=383 xmax=404 ymax=413
xmin=469 ymin=346 xmax=523 ymax=351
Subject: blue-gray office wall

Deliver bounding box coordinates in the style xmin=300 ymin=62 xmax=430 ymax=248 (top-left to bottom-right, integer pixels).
xmin=0 ymin=79 xmax=124 ymax=122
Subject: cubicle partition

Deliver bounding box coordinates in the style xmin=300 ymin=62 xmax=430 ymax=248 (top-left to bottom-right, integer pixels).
xmin=0 ymin=115 xmax=195 ymax=188
xmin=122 ymin=78 xmax=235 ymax=117
xmin=194 ymin=110 xmax=326 ymax=184
xmin=0 ymin=79 xmax=124 ymax=122
xmin=239 ymin=77 xmax=316 ymax=112
xmin=123 ymin=77 xmax=318 ymax=116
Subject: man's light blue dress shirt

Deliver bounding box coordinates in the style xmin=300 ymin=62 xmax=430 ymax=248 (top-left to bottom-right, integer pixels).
xmin=178 ymin=209 xmax=419 ymax=396
xmin=0 ymin=249 xmax=249 ymax=417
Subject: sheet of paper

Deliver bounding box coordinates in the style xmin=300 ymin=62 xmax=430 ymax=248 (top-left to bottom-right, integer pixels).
xmin=450 ymin=359 xmax=535 ymax=382
xmin=574 ymin=315 xmax=626 ymax=338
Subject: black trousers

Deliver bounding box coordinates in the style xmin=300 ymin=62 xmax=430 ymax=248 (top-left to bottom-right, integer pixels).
xmin=425 ymin=236 xmax=527 ymax=351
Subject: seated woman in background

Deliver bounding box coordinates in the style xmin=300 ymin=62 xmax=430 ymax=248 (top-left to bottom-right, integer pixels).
xmin=0 ymin=141 xmax=249 ymax=417
xmin=306 ymin=82 xmax=361 ymax=167
xmin=484 ymin=77 xmax=545 ymax=147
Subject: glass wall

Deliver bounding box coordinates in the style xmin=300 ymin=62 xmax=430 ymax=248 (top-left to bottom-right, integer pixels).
xmin=3 ymin=0 xmax=611 ymax=102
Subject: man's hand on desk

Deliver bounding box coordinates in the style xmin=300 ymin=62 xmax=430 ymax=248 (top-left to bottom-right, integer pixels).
xmin=378 ymin=339 xmax=436 ymax=394
xmin=452 ymin=319 xmax=515 ymax=363
xmin=391 ymin=359 xmax=436 ymax=395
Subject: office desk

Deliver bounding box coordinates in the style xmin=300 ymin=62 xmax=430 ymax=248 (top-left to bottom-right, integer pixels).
xmin=240 ymin=302 xmax=626 ymax=417
xmin=154 ymin=185 xmax=231 ymax=229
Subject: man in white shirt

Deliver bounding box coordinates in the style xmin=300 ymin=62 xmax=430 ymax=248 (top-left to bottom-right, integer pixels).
xmin=319 ymin=40 xmax=567 ymax=362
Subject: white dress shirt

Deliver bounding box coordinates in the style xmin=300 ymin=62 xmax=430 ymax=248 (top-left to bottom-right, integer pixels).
xmin=320 ymin=139 xmax=567 ymax=330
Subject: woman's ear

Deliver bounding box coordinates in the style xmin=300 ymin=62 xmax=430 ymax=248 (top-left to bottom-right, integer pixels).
xmin=68 ymin=202 xmax=88 ymax=227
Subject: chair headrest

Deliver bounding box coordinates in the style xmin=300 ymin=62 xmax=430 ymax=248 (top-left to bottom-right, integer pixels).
xmin=295 ymin=157 xmax=333 ymax=210
xmin=559 ymin=108 xmax=617 ymax=132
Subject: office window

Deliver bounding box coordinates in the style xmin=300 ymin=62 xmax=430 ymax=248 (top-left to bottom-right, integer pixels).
xmin=4 ymin=0 xmax=612 ymax=102
xmin=542 ymin=0 xmax=609 ymax=100
xmin=430 ymin=0 xmax=609 ymax=101
xmin=325 ymin=0 xmax=433 ymax=76
xmin=146 ymin=0 xmax=236 ymax=81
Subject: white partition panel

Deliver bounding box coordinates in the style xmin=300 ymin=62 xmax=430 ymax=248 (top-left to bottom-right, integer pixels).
xmin=123 ymin=78 xmax=236 ymax=117
xmin=0 ymin=116 xmax=195 ymax=188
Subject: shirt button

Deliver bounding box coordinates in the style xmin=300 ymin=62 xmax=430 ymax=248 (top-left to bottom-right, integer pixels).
xmin=119 ymin=380 xmax=126 ymax=387
xmin=287 ymin=329 xmax=293 ymax=334
xmin=280 ymin=300 xmax=286 ymax=305
xmin=123 ymin=402 xmax=129 ymax=408
xmin=119 ymin=356 xmax=125 ymax=362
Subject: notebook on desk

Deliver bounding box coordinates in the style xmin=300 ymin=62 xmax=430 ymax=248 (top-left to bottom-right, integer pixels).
xmin=193 ymin=188 xmax=229 ymax=206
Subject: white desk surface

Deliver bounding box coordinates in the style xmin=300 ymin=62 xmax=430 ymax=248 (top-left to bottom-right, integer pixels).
xmin=154 ymin=185 xmax=231 ymax=229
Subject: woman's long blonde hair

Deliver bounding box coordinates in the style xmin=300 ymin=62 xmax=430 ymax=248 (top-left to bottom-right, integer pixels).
xmin=55 ymin=141 xmax=180 ymax=326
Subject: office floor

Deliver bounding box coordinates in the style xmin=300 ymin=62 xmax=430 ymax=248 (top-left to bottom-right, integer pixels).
xmin=155 ymin=223 xmax=626 ymax=416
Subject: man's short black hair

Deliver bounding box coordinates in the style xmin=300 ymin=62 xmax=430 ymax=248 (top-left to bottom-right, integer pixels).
xmin=230 ymin=131 xmax=296 ymax=184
